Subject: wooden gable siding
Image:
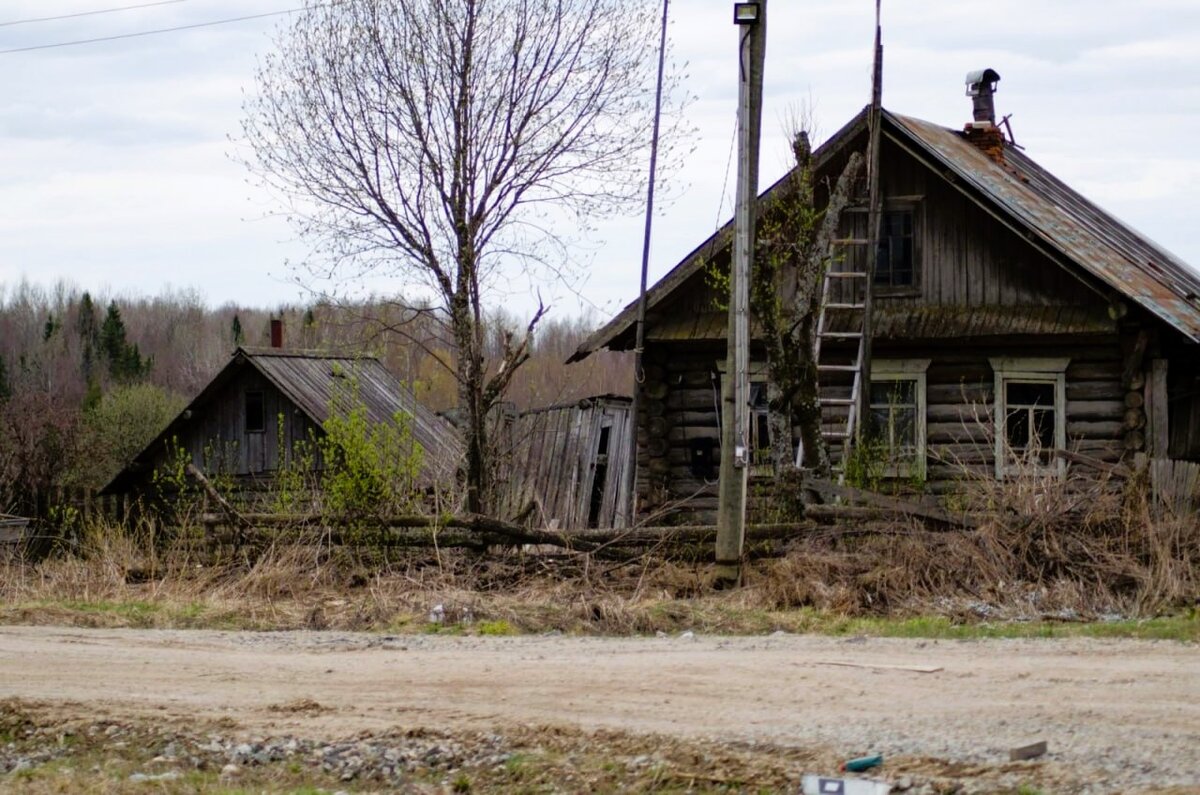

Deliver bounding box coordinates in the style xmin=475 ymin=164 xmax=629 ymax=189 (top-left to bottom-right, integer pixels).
xmin=171 ymin=367 xmax=322 ymax=479
xmin=836 ymin=138 xmax=1092 ymax=314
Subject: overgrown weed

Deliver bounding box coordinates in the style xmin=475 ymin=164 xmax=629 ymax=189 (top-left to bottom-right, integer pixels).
xmin=2 ymin=460 xmax=1197 ymax=639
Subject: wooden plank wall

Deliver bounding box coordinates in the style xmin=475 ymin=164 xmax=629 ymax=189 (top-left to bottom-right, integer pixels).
xmin=496 ymin=399 xmax=632 ymax=529
xmin=168 ymin=371 xmax=323 ymax=479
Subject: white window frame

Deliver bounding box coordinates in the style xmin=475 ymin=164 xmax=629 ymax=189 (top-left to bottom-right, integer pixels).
xmin=868 ymin=359 xmax=930 ymax=479
xmin=714 ymin=361 xmax=777 ymax=475
xmin=990 ymin=357 xmax=1069 ymax=479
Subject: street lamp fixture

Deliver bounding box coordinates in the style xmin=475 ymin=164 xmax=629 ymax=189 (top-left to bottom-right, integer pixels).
xmin=733 ymin=2 xmax=760 ymax=24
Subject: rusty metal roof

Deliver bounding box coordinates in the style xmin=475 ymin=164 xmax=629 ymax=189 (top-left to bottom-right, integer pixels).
xmin=572 ymin=107 xmax=1200 ymax=360
xmin=887 ymin=112 xmax=1200 ymax=342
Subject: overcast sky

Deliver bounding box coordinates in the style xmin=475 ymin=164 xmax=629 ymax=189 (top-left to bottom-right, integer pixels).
xmin=1 ymin=0 xmax=1198 ymax=322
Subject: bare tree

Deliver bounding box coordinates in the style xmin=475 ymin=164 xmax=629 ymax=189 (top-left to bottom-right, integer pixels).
xmin=241 ymin=0 xmax=674 ymax=513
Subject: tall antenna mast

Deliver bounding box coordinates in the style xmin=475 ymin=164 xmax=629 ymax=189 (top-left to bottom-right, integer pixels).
xmin=624 ymin=0 xmax=671 ymax=528
xmin=859 ymin=0 xmax=883 ymax=443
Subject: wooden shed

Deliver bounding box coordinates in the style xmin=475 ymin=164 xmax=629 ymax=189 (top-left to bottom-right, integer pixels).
xmin=494 ymin=395 xmax=633 ymax=529
xmin=102 ymin=347 xmax=461 ymax=496
xmin=570 ymin=101 xmax=1200 ymax=523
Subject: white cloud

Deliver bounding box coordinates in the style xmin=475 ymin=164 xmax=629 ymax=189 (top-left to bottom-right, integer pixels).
xmin=0 ymin=0 xmax=1196 ymax=314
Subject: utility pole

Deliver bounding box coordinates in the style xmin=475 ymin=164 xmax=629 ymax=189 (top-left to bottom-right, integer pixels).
xmin=715 ymin=0 xmax=767 ymax=583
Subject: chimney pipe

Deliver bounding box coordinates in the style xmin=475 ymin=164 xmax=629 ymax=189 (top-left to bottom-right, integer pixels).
xmin=965 ymin=68 xmax=1001 ymax=125
xmin=270 ymin=318 xmax=283 ymax=349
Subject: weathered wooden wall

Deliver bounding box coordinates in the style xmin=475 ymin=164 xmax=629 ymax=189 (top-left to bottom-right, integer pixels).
xmin=145 ymin=368 xmax=324 ymax=483
xmin=495 ymin=397 xmax=632 ymax=529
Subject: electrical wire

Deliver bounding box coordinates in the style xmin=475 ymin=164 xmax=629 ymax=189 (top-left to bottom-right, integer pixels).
xmin=0 ymin=7 xmax=303 ymax=55
xmin=0 ymin=1 xmax=189 ymax=29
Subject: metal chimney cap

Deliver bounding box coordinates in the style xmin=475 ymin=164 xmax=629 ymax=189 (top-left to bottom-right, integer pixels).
xmin=965 ymin=68 xmax=1001 ymax=96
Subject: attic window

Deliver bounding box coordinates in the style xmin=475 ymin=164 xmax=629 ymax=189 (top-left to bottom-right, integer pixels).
xmin=245 ymin=391 xmax=265 ymax=433
xmin=875 ymin=208 xmax=917 ymax=289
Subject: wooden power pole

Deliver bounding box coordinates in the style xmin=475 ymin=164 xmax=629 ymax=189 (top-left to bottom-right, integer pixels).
xmin=715 ymin=0 xmax=767 ymax=583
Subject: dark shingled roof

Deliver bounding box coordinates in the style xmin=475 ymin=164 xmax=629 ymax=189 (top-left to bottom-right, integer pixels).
xmin=570 ymin=107 xmax=1200 ymax=361
xmin=101 ymin=348 xmax=461 ymax=494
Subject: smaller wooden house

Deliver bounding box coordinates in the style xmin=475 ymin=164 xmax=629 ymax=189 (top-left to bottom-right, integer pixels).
xmin=494 ymin=395 xmax=633 ymax=529
xmin=102 ymin=347 xmax=461 ymax=496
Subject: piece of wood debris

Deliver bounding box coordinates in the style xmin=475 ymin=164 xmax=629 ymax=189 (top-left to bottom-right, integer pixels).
xmin=813 ymin=660 xmax=944 ymax=674
xmin=1009 ymin=740 xmax=1048 ymax=761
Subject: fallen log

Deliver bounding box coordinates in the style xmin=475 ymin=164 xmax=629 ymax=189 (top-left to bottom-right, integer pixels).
xmin=197 ymin=514 xmax=821 ymax=551
xmin=804 ymin=478 xmax=978 ymax=529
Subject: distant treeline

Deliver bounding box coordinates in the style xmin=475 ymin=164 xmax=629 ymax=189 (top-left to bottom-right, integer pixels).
xmin=0 ymin=281 xmax=629 ymax=513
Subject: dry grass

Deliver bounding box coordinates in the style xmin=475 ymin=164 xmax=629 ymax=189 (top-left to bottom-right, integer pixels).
xmin=1 ymin=469 xmax=1197 ymax=639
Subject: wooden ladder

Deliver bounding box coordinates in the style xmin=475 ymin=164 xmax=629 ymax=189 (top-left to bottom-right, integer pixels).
xmin=813 ymin=233 xmax=871 ymax=480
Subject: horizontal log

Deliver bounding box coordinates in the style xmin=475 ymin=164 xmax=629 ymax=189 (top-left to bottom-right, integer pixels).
xmin=666 ymin=389 xmax=718 ymax=411
xmin=1053 ymin=449 xmax=1132 ymax=478
xmin=927 ymin=404 xmax=991 ymax=424
xmin=927 ymin=383 xmax=990 ymax=404
xmin=1067 ymin=420 xmax=1124 ymax=439
xmin=199 ymin=513 xmax=612 ymax=553
xmin=928 ymin=422 xmax=989 ymax=444
xmin=1068 ymin=362 xmax=1122 ymax=380
xmin=1066 ymin=381 xmax=1123 ymax=401
xmin=643 ymin=381 xmax=669 ymax=400
xmin=1124 ymin=391 xmax=1145 ymax=409
xmin=669 ymin=426 xmax=719 ymax=443
xmin=647 ymin=416 xmax=671 ymax=437
xmin=927 ymin=445 xmax=993 ymax=466
xmin=805 ymin=478 xmax=978 ymax=528
xmin=676 ymin=411 xmax=719 ymax=427
xmin=1066 ymin=400 xmax=1124 ymax=420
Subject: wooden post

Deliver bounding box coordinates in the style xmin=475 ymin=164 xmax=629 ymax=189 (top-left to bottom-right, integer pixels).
xmin=859 ymin=0 xmax=884 ymax=444
xmin=716 ymin=0 xmax=767 ymax=582
xmin=1149 ymin=358 xmax=1169 ymax=457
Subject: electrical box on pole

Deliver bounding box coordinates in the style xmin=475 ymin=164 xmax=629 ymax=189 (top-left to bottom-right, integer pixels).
xmin=715 ymin=0 xmax=766 ymax=583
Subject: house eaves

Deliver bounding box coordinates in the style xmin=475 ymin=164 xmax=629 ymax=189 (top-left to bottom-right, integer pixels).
xmin=886 ymin=112 xmax=1200 ymax=342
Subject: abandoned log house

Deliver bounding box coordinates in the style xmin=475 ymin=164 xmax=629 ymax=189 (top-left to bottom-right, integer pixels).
xmin=570 ymin=71 xmax=1200 ymax=523
xmin=102 ymin=341 xmax=461 ymax=498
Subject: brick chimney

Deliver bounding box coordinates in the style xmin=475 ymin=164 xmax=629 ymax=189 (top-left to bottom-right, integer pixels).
xmin=963 ymin=68 xmax=1005 ymax=163
xmin=270 ymin=318 xmax=283 ymax=349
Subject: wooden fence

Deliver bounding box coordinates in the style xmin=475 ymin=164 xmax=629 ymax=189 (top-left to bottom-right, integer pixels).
xmin=1150 ymin=458 xmax=1200 ymax=514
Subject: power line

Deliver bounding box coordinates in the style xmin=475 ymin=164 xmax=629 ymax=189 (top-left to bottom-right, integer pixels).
xmin=0 ymin=7 xmax=303 ymax=55
xmin=0 ymin=1 xmax=189 ymax=29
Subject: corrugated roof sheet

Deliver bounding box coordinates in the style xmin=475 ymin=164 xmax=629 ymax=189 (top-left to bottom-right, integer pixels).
xmin=244 ymin=349 xmax=462 ymax=481
xmin=887 ymin=112 xmax=1200 ymax=342
xmin=101 ymin=348 xmax=461 ymax=493
xmin=571 ymin=107 xmax=1200 ymax=359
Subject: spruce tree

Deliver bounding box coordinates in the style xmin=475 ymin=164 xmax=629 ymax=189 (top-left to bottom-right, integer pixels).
xmin=231 ymin=314 xmax=244 ymax=346
xmin=77 ymin=292 xmax=100 ymax=379
xmin=0 ymin=353 xmax=10 ymax=403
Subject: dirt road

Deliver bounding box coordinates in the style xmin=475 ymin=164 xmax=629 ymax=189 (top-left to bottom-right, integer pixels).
xmin=1 ymin=626 xmax=1196 ymax=792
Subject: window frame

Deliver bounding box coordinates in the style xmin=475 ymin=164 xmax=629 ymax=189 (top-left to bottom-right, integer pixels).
xmin=868 ymin=359 xmax=929 ymax=479
xmin=244 ymin=390 xmax=266 ymax=434
xmin=714 ymin=361 xmax=780 ymax=476
xmin=989 ymin=357 xmax=1069 ymax=479
xmin=873 ymin=201 xmax=922 ymax=296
